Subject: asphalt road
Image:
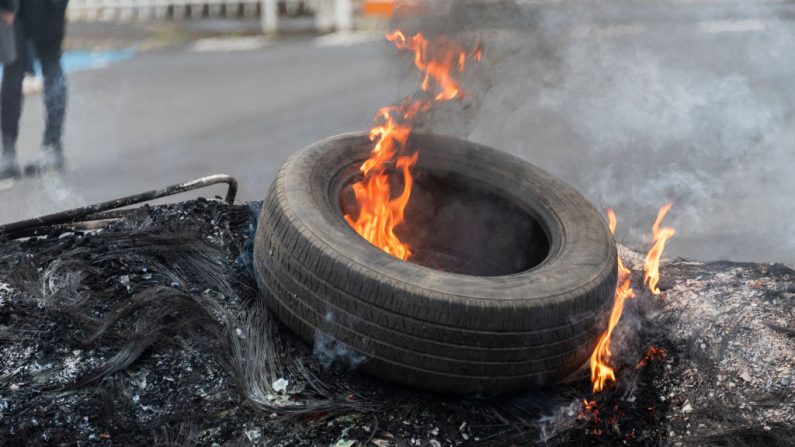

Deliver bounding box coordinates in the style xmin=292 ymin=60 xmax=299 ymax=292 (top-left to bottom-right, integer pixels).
xmin=1 ymin=33 xmax=396 ymax=221
xmin=2 ymin=1 xmax=794 ymax=266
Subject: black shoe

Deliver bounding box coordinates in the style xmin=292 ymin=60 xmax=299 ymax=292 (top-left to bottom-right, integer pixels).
xmin=25 ymin=145 xmax=65 ymax=176
xmin=0 ymin=155 xmax=21 ymax=180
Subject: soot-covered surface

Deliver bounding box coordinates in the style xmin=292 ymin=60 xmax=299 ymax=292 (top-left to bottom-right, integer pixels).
xmin=0 ymin=199 xmax=792 ymax=446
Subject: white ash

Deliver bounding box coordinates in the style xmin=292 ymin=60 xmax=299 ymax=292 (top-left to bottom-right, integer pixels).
xmin=620 ymin=245 xmax=794 ymax=442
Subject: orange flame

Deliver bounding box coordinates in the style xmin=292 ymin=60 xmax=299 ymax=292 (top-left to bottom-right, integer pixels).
xmin=589 ymin=205 xmax=676 ymax=393
xmin=344 ymin=31 xmax=480 ymax=259
xmin=590 ymin=209 xmax=635 ymax=393
xmin=385 ymin=31 xmax=481 ymax=101
xmin=643 ymin=203 xmax=676 ymax=295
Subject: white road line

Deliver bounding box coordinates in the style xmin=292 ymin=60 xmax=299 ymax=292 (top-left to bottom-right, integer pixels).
xmin=572 ymin=22 xmax=648 ymax=38
xmin=190 ymin=37 xmax=271 ymax=53
xmin=313 ymin=31 xmax=380 ymax=48
xmin=571 ymin=18 xmax=774 ymax=40
xmin=697 ymin=19 xmax=768 ymax=34
xmin=0 ymin=179 xmax=15 ymax=191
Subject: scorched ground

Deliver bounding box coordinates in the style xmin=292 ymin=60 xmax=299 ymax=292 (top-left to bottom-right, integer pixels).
xmin=0 ymin=199 xmax=792 ymax=446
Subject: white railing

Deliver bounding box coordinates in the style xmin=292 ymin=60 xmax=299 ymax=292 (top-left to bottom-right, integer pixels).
xmin=67 ymin=0 xmax=354 ymax=33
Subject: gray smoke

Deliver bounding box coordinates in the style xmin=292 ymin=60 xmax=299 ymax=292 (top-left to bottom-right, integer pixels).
xmin=393 ymin=0 xmax=795 ymax=266
xmin=314 ymin=331 xmax=368 ymax=370
xmin=313 ymin=312 xmax=368 ymax=369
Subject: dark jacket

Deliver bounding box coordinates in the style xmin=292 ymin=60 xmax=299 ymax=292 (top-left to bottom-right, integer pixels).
xmin=0 ymin=0 xmax=16 ymax=65
xmin=18 ymin=0 xmax=68 ymax=53
xmin=0 ymin=0 xmax=18 ymax=12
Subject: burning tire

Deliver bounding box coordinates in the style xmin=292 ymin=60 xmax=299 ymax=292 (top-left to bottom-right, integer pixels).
xmin=254 ymin=132 xmax=617 ymax=395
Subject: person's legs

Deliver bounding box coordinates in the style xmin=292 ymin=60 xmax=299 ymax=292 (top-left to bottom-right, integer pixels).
xmin=24 ymin=0 xmax=67 ymax=174
xmin=0 ymin=21 xmax=29 ymax=179
xmin=39 ymin=49 xmax=66 ymax=150
xmin=1 ymin=60 xmax=26 ymax=155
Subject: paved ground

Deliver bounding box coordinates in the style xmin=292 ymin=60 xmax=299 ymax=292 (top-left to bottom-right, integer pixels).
xmin=1 ymin=32 xmax=394 ymax=217
xmin=2 ymin=0 xmax=794 ymax=266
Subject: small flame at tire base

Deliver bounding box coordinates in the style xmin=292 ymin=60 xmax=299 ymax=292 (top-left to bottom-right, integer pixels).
xmin=589 ymin=205 xmax=675 ymax=393
xmin=644 ymin=204 xmax=677 ymax=295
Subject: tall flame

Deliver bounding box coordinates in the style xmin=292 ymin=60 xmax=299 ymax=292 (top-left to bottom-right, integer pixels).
xmin=590 ymin=209 xmax=635 ymax=393
xmin=344 ymin=31 xmax=480 ymax=260
xmin=589 ymin=205 xmax=676 ymax=393
xmin=386 ymin=30 xmax=482 ymax=101
xmin=643 ymin=203 xmax=676 ymax=295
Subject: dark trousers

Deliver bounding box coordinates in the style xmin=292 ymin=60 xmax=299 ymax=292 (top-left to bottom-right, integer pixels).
xmin=1 ymin=0 xmax=67 ymax=154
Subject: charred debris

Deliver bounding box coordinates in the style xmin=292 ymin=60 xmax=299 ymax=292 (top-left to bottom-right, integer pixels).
xmin=0 ymin=199 xmax=792 ymax=446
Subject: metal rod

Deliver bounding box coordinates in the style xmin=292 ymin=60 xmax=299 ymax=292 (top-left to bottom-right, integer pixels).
xmin=0 ymin=174 xmax=238 ymax=238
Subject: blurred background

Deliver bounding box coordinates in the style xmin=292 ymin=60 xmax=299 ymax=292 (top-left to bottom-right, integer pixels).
xmin=1 ymin=0 xmax=398 ymax=219
xmin=2 ymin=0 xmax=794 ymax=266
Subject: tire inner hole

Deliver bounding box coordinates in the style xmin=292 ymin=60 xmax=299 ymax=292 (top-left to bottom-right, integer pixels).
xmin=339 ymin=170 xmax=550 ymax=276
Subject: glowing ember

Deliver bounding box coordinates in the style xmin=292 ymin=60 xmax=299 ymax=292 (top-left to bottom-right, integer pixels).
xmin=643 ymin=203 xmax=676 ymax=295
xmin=344 ymin=31 xmax=480 ymax=260
xmin=636 ymin=345 xmax=667 ymax=369
xmin=589 ymin=205 xmax=676 ymax=393
xmin=579 ymin=399 xmax=600 ymax=421
xmin=577 ymin=399 xmax=604 ymax=436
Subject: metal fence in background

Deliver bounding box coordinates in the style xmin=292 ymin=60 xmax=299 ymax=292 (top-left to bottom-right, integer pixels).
xmin=66 ymin=0 xmax=356 ymax=33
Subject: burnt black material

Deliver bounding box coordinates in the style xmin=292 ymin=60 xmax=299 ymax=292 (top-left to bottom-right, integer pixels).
xmin=1 ymin=199 xmax=791 ymax=445
xmin=0 ymin=174 xmax=238 ymax=240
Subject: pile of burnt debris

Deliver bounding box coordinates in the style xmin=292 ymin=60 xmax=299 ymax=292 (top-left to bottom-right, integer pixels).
xmin=0 ymin=199 xmax=792 ymax=446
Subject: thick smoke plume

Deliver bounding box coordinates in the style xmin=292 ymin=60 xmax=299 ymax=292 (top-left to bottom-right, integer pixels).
xmin=393 ymin=0 xmax=795 ymax=265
